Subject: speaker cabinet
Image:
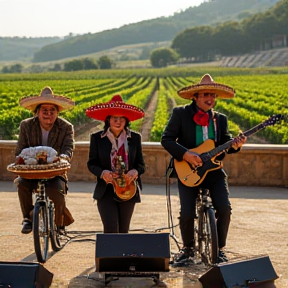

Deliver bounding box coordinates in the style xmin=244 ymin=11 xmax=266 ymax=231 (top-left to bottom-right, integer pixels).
xmin=199 ymin=255 xmax=278 ymax=288
xmin=0 ymin=261 xmax=53 ymax=288
xmin=95 ymin=233 xmax=170 ymax=272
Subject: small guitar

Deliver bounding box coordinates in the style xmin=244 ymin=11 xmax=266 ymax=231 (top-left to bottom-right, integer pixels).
xmin=174 ymin=114 xmax=285 ymax=187
xmin=112 ymin=155 xmax=136 ymax=201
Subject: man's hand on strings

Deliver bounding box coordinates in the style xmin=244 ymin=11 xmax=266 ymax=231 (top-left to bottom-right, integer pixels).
xmin=183 ymin=151 xmax=203 ymax=170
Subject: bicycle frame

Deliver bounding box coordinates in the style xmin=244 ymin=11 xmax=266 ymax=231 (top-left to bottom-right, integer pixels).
xmin=165 ymin=163 xmax=218 ymax=265
xmin=32 ymin=178 xmax=65 ymax=263
xmin=194 ymin=188 xmax=219 ymax=265
xmin=33 ymin=179 xmax=49 ymax=263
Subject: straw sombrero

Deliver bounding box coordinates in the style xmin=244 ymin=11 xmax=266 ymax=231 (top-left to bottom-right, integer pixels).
xmin=85 ymin=95 xmax=145 ymax=122
xmin=20 ymin=86 xmax=75 ymax=112
xmin=177 ymin=74 xmax=235 ymax=99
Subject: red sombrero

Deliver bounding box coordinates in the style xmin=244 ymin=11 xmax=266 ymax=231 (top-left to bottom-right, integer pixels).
xmin=85 ymin=95 xmax=145 ymax=122
xmin=177 ymin=74 xmax=235 ymax=99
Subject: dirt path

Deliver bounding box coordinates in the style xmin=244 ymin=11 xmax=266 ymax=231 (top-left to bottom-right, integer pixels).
xmin=0 ymin=184 xmax=287 ymax=288
xmin=74 ymin=91 xmax=159 ymax=142
xmin=141 ymin=90 xmax=158 ymax=141
xmin=74 ymin=120 xmax=101 ymax=141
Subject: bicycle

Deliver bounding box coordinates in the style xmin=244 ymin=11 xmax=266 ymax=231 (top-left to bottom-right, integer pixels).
xmin=32 ymin=178 xmax=67 ymax=263
xmin=193 ymin=188 xmax=218 ymax=265
xmin=165 ymin=158 xmax=218 ymax=266
xmin=7 ymin=150 xmax=71 ymax=264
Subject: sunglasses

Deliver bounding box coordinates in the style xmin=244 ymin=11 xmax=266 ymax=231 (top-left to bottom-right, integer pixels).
xmin=201 ymin=93 xmax=217 ymax=99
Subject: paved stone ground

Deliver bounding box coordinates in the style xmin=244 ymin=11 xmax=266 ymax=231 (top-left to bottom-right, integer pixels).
xmin=0 ymin=181 xmax=287 ymax=287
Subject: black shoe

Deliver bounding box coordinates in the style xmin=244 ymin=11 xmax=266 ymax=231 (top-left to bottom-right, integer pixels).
xmin=57 ymin=226 xmax=66 ymax=235
xmin=173 ymin=247 xmax=194 ymax=267
xmin=21 ymin=219 xmax=32 ymax=234
xmin=217 ymin=250 xmax=228 ymax=263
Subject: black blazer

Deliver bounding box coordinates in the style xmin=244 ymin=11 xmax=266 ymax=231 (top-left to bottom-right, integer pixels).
xmin=87 ymin=130 xmax=145 ymax=201
xmin=161 ymin=101 xmax=240 ymax=162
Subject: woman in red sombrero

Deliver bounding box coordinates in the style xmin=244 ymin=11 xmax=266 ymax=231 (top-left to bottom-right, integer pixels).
xmin=15 ymin=86 xmax=75 ymax=234
xmin=86 ymin=95 xmax=145 ymax=233
xmin=161 ymin=74 xmax=247 ymax=265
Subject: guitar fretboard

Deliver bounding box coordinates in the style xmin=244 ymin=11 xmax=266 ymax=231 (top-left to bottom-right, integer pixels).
xmin=200 ymin=114 xmax=283 ymax=162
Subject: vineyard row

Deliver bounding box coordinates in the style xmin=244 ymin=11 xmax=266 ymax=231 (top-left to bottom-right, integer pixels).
xmin=0 ymin=71 xmax=287 ymax=143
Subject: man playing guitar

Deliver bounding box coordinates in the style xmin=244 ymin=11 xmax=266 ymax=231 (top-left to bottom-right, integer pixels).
xmin=161 ymin=74 xmax=246 ymax=265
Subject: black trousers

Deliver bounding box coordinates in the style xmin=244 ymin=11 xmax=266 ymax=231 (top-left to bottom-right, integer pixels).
xmin=178 ymin=169 xmax=232 ymax=249
xmin=97 ymin=184 xmax=136 ymax=233
xmin=17 ymin=177 xmax=74 ymax=227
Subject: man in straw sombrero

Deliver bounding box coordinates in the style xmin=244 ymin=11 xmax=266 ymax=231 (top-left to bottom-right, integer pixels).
xmin=15 ymin=86 xmax=75 ymax=234
xmin=161 ymin=74 xmax=246 ymax=265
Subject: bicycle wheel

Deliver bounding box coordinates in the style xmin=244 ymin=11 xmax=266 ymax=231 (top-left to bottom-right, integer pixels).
xmin=33 ymin=202 xmax=49 ymax=263
xmin=49 ymin=202 xmax=65 ymax=251
xmin=198 ymin=207 xmax=218 ymax=264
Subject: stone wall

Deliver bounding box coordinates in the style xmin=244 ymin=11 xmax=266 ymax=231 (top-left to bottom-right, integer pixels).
xmin=1 ymin=140 xmax=288 ymax=187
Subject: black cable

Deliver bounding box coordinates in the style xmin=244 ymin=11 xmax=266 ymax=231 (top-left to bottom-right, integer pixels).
xmin=165 ymin=161 xmax=182 ymax=251
xmin=60 ymin=170 xmax=184 ymax=253
xmin=67 ymin=230 xmax=101 ymax=234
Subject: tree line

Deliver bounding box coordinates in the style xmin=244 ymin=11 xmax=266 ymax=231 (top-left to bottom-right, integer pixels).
xmin=31 ymin=0 xmax=279 ymax=62
xmin=171 ymin=0 xmax=288 ymax=61
xmin=1 ymin=56 xmax=114 ymax=74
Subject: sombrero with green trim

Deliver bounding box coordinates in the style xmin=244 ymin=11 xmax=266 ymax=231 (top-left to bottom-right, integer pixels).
xmin=177 ymin=74 xmax=235 ymax=99
xmin=20 ymin=86 xmax=75 ymax=112
xmin=85 ymin=95 xmax=145 ymax=122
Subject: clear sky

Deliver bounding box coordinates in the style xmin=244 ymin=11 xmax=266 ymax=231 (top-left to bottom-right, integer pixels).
xmin=0 ymin=0 xmax=204 ymax=38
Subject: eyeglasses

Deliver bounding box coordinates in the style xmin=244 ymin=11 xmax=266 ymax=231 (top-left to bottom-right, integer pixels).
xmin=110 ymin=116 xmax=126 ymax=122
xmin=40 ymin=108 xmax=57 ymax=115
xmin=201 ymin=93 xmax=217 ymax=99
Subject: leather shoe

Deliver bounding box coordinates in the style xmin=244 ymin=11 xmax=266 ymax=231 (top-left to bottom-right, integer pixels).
xmin=172 ymin=247 xmax=195 ymax=267
xmin=21 ymin=219 xmax=32 ymax=234
xmin=217 ymin=250 xmax=228 ymax=263
xmin=57 ymin=226 xmax=66 ymax=235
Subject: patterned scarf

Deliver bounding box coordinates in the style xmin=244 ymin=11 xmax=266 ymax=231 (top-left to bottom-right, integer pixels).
xmin=106 ymin=128 xmax=129 ymax=171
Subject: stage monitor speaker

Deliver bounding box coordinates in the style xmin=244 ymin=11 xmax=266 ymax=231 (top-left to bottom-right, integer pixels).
xmin=199 ymin=255 xmax=278 ymax=288
xmin=95 ymin=233 xmax=170 ymax=273
xmin=0 ymin=261 xmax=53 ymax=288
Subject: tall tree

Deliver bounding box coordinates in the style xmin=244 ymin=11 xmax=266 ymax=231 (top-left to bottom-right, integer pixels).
xmin=150 ymin=48 xmax=179 ymax=68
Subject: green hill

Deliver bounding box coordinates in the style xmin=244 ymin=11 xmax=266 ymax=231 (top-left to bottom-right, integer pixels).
xmin=0 ymin=0 xmax=280 ymax=63
xmin=0 ymin=37 xmax=63 ymax=62
xmin=32 ymin=0 xmax=280 ymax=62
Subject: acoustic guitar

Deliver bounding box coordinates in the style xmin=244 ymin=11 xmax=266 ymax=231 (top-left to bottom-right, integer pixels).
xmin=112 ymin=155 xmax=136 ymax=201
xmin=174 ymin=114 xmax=284 ymax=187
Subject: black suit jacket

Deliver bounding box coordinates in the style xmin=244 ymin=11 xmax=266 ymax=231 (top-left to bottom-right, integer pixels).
xmin=161 ymin=101 xmax=239 ymax=164
xmin=87 ymin=130 xmax=145 ymax=201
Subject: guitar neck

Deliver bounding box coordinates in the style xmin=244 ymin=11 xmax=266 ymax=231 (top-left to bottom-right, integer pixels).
xmin=204 ymin=122 xmax=267 ymax=159
xmin=243 ymin=122 xmax=266 ymax=137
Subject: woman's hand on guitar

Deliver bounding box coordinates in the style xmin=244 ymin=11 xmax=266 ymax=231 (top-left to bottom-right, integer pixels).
xmin=126 ymin=169 xmax=138 ymax=184
xmin=102 ymin=170 xmax=114 ymax=184
xmin=183 ymin=151 xmax=203 ymax=170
